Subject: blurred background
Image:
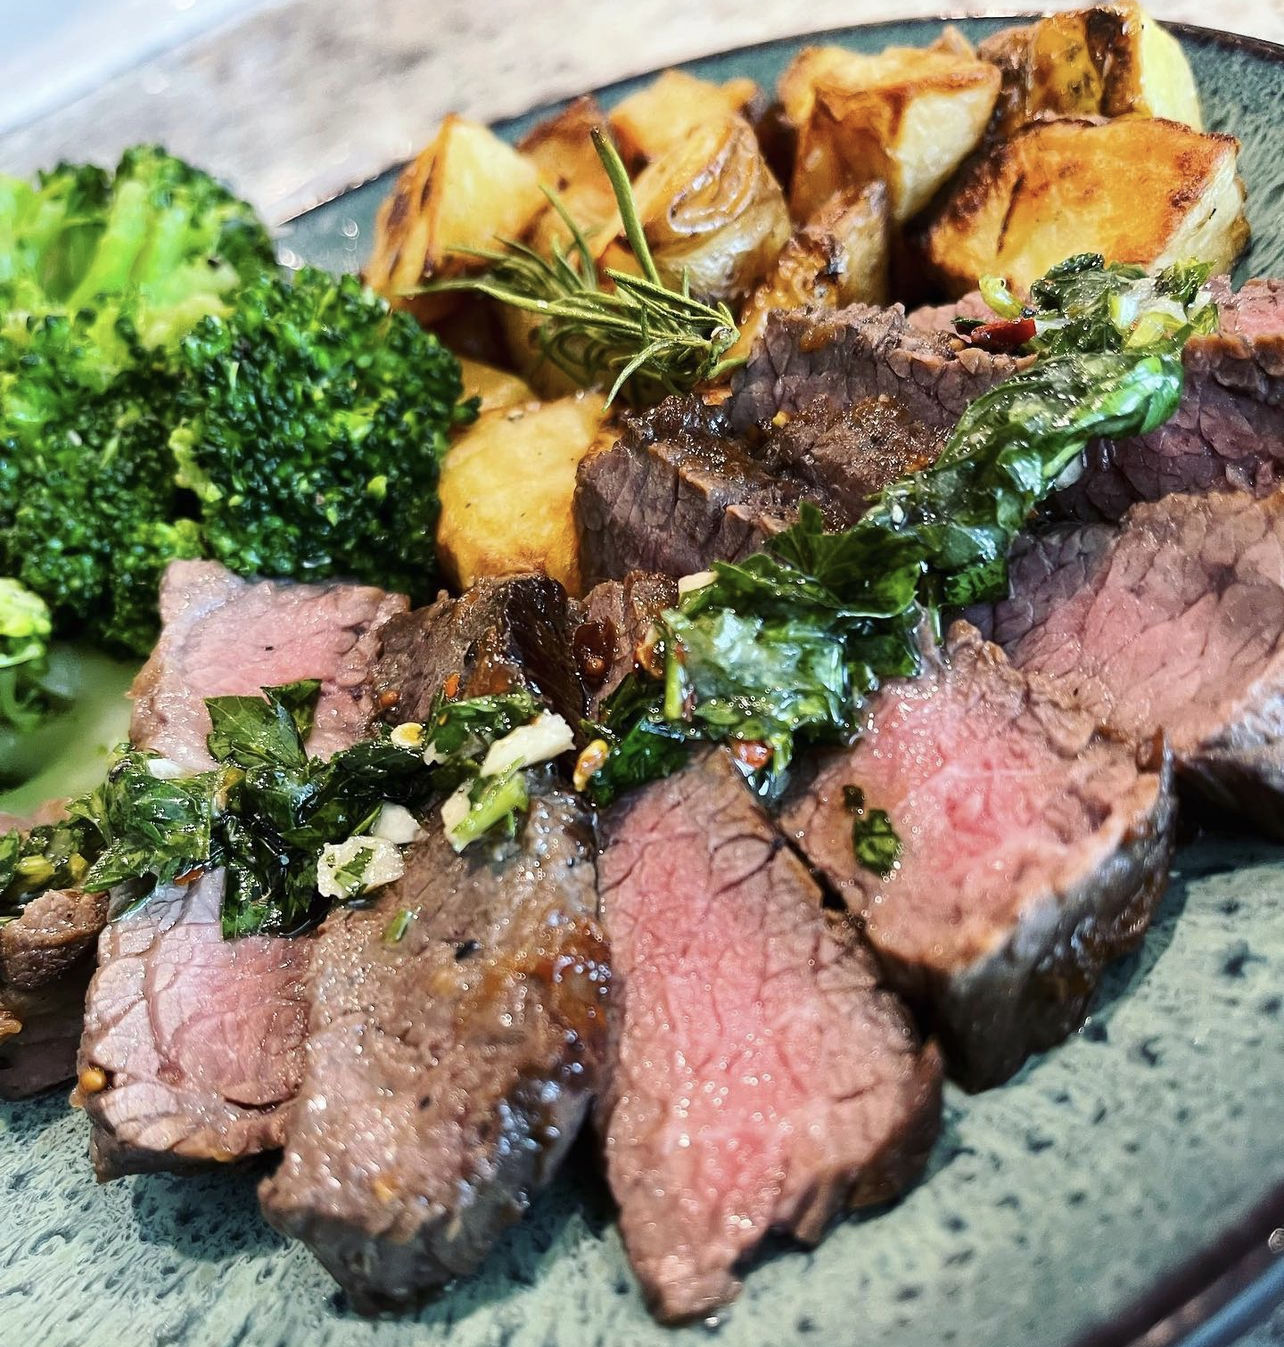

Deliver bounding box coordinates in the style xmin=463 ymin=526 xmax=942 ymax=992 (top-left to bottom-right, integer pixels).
xmin=1 ymin=0 xmax=1282 ymax=225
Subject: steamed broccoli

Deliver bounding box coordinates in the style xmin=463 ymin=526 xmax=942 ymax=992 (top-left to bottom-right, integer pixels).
xmin=0 ymin=146 xmax=274 ymax=374
xmin=172 ymin=266 xmax=475 ymax=598
xmin=0 ymin=579 xmax=53 ymax=733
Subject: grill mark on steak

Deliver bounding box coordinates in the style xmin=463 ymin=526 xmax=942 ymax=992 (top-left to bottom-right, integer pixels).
xmin=780 ymin=623 xmax=1176 ymax=1090
xmin=597 ymin=748 xmax=941 ymax=1322
xmin=77 ymin=560 xmax=407 ymax=1178
xmin=976 ymin=489 xmax=1284 ymax=837
xmin=261 ymin=575 xmax=607 ymax=1312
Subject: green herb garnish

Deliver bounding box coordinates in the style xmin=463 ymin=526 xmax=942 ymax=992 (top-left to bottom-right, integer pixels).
xmin=423 ymin=128 xmax=742 ymax=406
xmin=586 ymin=255 xmax=1205 ymax=809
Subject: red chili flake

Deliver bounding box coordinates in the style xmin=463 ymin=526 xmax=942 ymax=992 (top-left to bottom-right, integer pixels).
xmin=731 ymin=740 xmax=773 ymax=771
xmin=968 ymin=316 xmax=1036 ymax=351
xmin=442 ymin=671 xmax=461 ymax=700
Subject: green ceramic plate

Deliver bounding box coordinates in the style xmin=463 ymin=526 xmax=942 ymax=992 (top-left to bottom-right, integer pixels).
xmin=3 ymin=17 xmax=1284 ymax=1347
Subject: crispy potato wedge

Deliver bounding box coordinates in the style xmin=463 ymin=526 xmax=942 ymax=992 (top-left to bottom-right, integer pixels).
xmin=629 ymin=113 xmax=791 ymax=303
xmin=610 ymin=69 xmax=761 ymax=170
xmin=436 ymin=392 xmax=608 ymax=595
xmin=497 ymin=303 xmax=586 ymax=400
xmin=785 ymin=44 xmax=1001 ymax=222
xmin=979 ymin=2 xmax=1202 ymax=141
xmin=365 ymin=115 xmax=545 ymax=324
xmin=456 ymin=357 xmax=535 ymax=415
xmin=520 ymin=96 xmax=622 ymax=262
xmin=922 ymin=116 xmax=1248 ymax=296
xmin=731 ymin=182 xmax=891 ymax=360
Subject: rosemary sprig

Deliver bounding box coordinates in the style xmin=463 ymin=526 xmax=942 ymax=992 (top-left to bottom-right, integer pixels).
xmin=421 ymin=128 xmax=743 ymax=405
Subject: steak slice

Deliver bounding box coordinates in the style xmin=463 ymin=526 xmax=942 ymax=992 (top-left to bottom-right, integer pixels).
xmin=260 ymin=781 xmax=606 ymax=1313
xmin=780 ymin=623 xmax=1176 ymax=1090
xmin=0 ymin=978 xmax=90 ymax=1098
xmin=758 ymin=394 xmax=946 ymax=518
xmin=575 ymin=395 xmax=819 ymax=586
xmin=371 ymin=573 xmax=584 ymax=730
xmin=262 ymin=575 xmax=606 ymax=1312
xmin=598 ymin=748 xmax=942 ymax=1322
xmin=77 ymin=560 xmax=406 ymax=1178
xmin=575 ymin=572 xmax=679 ymax=717
xmin=727 ymin=302 xmax=1031 ymax=435
xmin=977 ymin=489 xmax=1284 ymax=836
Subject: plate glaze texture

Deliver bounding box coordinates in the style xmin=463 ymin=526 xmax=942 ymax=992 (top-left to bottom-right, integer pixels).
xmin=4 ymin=18 xmax=1284 ymax=1347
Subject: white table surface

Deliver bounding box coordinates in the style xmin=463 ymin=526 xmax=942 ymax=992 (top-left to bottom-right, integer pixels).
xmin=1 ymin=0 xmax=1282 ymax=224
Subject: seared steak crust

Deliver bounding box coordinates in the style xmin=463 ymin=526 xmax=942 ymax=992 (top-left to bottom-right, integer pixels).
xmin=979 ymin=489 xmax=1284 ymax=836
xmin=598 ymin=749 xmax=941 ymax=1322
xmin=727 ymin=302 xmax=1031 ymax=435
xmin=576 ymin=572 xmax=679 ymax=717
xmin=259 ymin=783 xmax=606 ymax=1313
xmin=781 ymin=624 xmax=1176 ymax=1090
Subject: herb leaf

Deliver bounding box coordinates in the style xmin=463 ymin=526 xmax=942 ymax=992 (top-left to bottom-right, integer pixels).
xmin=205 ymin=679 xmax=319 ymax=769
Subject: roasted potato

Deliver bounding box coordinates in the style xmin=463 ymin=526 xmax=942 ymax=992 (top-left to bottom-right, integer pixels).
xmin=730 ymin=181 xmax=891 ymax=360
xmin=365 ymin=115 xmax=545 ymax=324
xmin=610 ymin=69 xmax=760 ymax=170
xmin=520 ymin=96 xmax=622 ymax=262
xmin=455 ymin=357 xmax=535 ymax=415
xmin=922 ymin=116 xmax=1248 ymax=297
xmin=979 ymin=2 xmax=1202 ymax=142
xmin=785 ymin=43 xmax=1002 ymax=222
xmin=436 ymin=392 xmax=608 ymax=594
xmin=628 ymin=113 xmax=791 ymax=303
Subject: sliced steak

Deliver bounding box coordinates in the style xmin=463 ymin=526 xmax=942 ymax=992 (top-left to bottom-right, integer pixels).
xmin=977 ymin=489 xmax=1284 ymax=836
xmin=575 ymin=572 xmax=679 ymax=717
xmin=1 ymin=885 xmax=106 ymax=1097
xmin=263 ymin=576 xmax=607 ymax=1312
xmin=77 ymin=561 xmax=406 ymax=1178
xmin=260 ymin=780 xmax=606 ymax=1312
xmin=758 ymin=394 xmax=946 ymax=517
xmin=907 ymin=278 xmax=1284 ymax=520
xmin=575 ymin=395 xmax=819 ymax=586
xmin=727 ymin=302 xmax=1031 ymax=435
xmin=598 ymin=748 xmax=942 ymax=1322
xmin=371 ymin=573 xmax=584 ymax=730
xmin=780 ymin=623 xmax=1176 ymax=1090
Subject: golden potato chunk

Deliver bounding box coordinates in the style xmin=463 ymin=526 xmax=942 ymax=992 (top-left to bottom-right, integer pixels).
xmin=731 ymin=182 xmax=890 ymax=360
xmin=519 ymin=96 xmax=622 ymax=262
xmin=922 ymin=117 xmax=1248 ymax=297
xmin=610 ymin=69 xmax=761 ymax=169
xmin=365 ymin=115 xmax=546 ymax=324
xmin=455 ymin=357 xmax=535 ymax=415
xmin=979 ymin=2 xmax=1202 ymax=141
xmin=784 ymin=43 xmax=1001 ymax=222
xmin=629 ymin=113 xmax=791 ymax=303
xmin=436 ymin=392 xmax=608 ymax=595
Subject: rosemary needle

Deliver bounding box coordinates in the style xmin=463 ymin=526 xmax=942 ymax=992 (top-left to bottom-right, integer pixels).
xmin=419 ymin=128 xmax=744 ymax=405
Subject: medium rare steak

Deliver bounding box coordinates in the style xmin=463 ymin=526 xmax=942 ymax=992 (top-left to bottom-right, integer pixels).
xmin=574 ymin=390 xmax=943 ymax=585
xmin=909 ymin=278 xmax=1284 ymax=520
xmin=575 ymin=395 xmax=816 ymax=586
xmin=977 ymin=489 xmax=1284 ymax=836
xmin=727 ymin=302 xmax=1031 ymax=435
xmin=260 ymin=780 xmax=606 ymax=1312
xmin=597 ymin=748 xmax=942 ymax=1322
xmin=263 ymin=576 xmax=607 ymax=1311
xmin=77 ymin=561 xmax=406 ymax=1178
xmin=780 ymin=623 xmax=1175 ymax=1090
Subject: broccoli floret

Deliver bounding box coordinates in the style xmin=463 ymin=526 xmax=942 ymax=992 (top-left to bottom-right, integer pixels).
xmin=172 ymin=266 xmax=476 ymax=600
xmin=0 ymin=146 xmax=273 ymax=369
xmin=0 ymin=319 xmax=201 ymax=655
xmin=0 ymin=578 xmax=53 ymax=733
